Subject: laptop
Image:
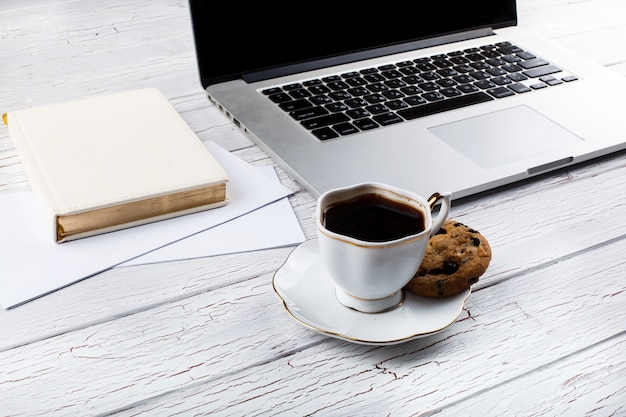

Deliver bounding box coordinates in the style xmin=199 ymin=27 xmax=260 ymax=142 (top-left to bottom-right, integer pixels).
xmin=189 ymin=0 xmax=626 ymax=199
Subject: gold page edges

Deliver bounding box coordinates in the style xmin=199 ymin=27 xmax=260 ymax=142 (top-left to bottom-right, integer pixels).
xmin=56 ymin=183 xmax=226 ymax=242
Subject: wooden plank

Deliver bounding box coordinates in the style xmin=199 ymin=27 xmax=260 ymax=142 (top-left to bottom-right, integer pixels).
xmin=435 ymin=335 xmax=626 ymax=416
xmin=1 ymin=236 xmax=620 ymax=415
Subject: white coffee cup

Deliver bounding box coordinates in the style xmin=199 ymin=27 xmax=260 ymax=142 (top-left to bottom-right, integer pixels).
xmin=316 ymin=182 xmax=451 ymax=313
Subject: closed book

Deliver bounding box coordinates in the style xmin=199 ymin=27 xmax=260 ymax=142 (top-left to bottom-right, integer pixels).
xmin=5 ymin=88 xmax=228 ymax=243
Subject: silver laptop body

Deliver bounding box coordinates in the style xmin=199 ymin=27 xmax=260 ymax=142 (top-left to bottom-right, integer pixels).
xmin=190 ymin=1 xmax=626 ymax=199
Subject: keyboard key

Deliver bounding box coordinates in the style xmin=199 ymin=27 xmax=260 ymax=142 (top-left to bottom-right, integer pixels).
xmin=470 ymin=61 xmax=490 ymax=70
xmin=466 ymin=53 xmax=484 ymax=62
xmin=329 ymin=91 xmax=351 ymax=101
xmin=308 ymin=84 xmax=331 ymax=95
xmin=519 ymin=58 xmax=549 ymax=69
xmin=283 ymin=83 xmax=303 ymax=90
xmin=384 ymin=79 xmax=407 ymax=89
xmin=309 ymin=95 xmax=333 ymax=105
xmin=517 ymin=51 xmax=536 ymax=60
xmin=363 ymin=73 xmax=386 ymax=83
xmin=402 ymin=75 xmax=422 ymax=84
xmin=346 ymin=77 xmax=367 ymax=86
xmin=382 ymin=69 xmax=403 ymax=79
xmin=400 ymin=86 xmax=423 ymax=95
xmin=449 ymin=56 xmax=470 ymax=65
xmin=418 ymin=82 xmax=439 ymax=91
xmin=486 ymin=58 xmax=506 ymax=66
xmin=509 ymin=83 xmax=531 ymax=94
xmin=386 ymin=99 xmax=409 ymax=110
xmin=334 ymin=122 xmax=359 ymax=136
xmin=348 ymin=87 xmax=369 ymax=96
xmin=482 ymin=50 xmax=502 ymax=59
xmin=367 ymin=83 xmax=388 ymax=93
xmin=523 ymin=65 xmax=562 ymax=78
xmin=497 ymin=44 xmax=523 ymax=54
xmin=474 ymin=80 xmax=496 ymax=89
xmin=399 ymin=66 xmax=420 ymax=75
xmin=325 ymin=102 xmax=349 ymax=112
xmin=404 ymin=96 xmax=427 ymax=106
xmin=440 ymin=88 xmax=462 ymax=97
xmin=312 ymin=127 xmax=339 ymax=140
xmin=457 ymin=84 xmax=479 ymax=93
xmin=382 ymin=90 xmax=405 ymax=99
xmin=360 ymin=68 xmax=378 ymax=75
xmin=279 ymin=98 xmax=312 ymax=112
xmin=415 ymin=62 xmax=437 ymax=71
xmin=470 ymin=71 xmax=490 ymax=80
xmin=341 ymin=71 xmax=360 ymax=78
xmin=322 ymin=75 xmax=341 ymax=82
xmin=422 ymin=91 xmax=445 ymax=101
xmin=454 ymin=64 xmax=475 ymax=73
xmin=268 ymin=92 xmax=292 ymax=103
xmin=263 ymin=87 xmax=282 ymax=95
xmin=453 ymin=74 xmax=474 ymax=84
xmin=289 ymin=89 xmax=311 ymax=99
xmin=347 ymin=108 xmax=370 ymax=118
xmin=502 ymin=54 xmax=522 ymax=63
xmin=365 ymin=104 xmax=389 ymax=114
xmin=436 ymin=78 xmax=457 ymax=88
xmin=507 ymin=72 xmax=528 ymax=82
xmin=302 ymin=79 xmax=322 ymax=87
xmin=486 ymin=67 xmax=507 ymax=76
xmin=486 ymin=87 xmax=515 ymax=98
xmin=327 ymin=80 xmax=350 ymax=91
xmin=419 ymin=72 xmax=440 ymax=81
xmin=290 ymin=106 xmax=328 ymax=120
xmin=364 ymin=94 xmax=387 ymax=104
xmin=301 ymin=113 xmax=350 ymax=130
xmin=373 ymin=112 xmax=404 ymax=126
xmin=353 ymin=118 xmax=379 ymax=130
xmin=345 ymin=98 xmax=368 ymax=108
xmin=502 ymin=64 xmax=522 ymax=73
xmin=491 ymin=76 xmax=512 ymax=85
xmin=397 ymin=92 xmax=493 ymax=120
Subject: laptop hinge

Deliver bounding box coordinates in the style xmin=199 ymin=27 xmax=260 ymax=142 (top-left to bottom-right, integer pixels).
xmin=243 ymin=28 xmax=496 ymax=83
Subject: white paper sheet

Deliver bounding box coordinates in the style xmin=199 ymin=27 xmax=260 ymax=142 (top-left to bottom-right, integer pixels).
xmin=123 ymin=166 xmax=305 ymax=266
xmin=0 ymin=141 xmax=293 ymax=309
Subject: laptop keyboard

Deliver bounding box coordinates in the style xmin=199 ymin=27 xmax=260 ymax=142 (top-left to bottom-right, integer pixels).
xmin=261 ymin=41 xmax=578 ymax=140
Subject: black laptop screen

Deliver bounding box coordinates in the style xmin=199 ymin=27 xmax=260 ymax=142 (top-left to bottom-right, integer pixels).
xmin=189 ymin=1 xmax=517 ymax=88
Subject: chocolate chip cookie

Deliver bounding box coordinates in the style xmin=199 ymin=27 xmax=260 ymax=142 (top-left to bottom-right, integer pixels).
xmin=405 ymin=220 xmax=492 ymax=297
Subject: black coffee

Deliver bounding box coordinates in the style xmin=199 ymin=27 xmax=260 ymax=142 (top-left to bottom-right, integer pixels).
xmin=323 ymin=194 xmax=425 ymax=242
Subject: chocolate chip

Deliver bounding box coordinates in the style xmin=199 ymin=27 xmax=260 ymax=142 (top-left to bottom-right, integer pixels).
xmin=468 ymin=277 xmax=479 ymax=284
xmin=435 ymin=227 xmax=448 ymax=235
xmin=443 ymin=260 xmax=459 ymax=274
xmin=471 ymin=237 xmax=481 ymax=246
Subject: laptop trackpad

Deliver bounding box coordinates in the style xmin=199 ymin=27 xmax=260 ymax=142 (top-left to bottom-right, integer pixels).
xmin=429 ymin=105 xmax=583 ymax=169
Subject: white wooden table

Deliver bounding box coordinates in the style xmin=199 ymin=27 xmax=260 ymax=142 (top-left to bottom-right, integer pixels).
xmin=1 ymin=1 xmax=625 ymax=415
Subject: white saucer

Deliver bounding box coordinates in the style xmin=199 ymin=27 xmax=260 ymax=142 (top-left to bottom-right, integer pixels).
xmin=272 ymin=239 xmax=470 ymax=346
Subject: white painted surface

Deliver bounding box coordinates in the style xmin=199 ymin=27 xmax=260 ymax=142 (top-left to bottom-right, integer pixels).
xmin=1 ymin=0 xmax=625 ymax=415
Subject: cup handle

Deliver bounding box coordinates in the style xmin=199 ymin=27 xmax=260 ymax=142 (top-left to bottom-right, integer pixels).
xmin=428 ymin=192 xmax=451 ymax=234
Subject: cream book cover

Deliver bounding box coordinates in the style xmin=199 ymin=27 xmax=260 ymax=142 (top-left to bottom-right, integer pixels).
xmin=5 ymin=88 xmax=229 ymax=243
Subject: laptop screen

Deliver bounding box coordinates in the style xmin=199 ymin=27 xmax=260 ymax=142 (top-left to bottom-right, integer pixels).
xmin=189 ymin=1 xmax=517 ymax=88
